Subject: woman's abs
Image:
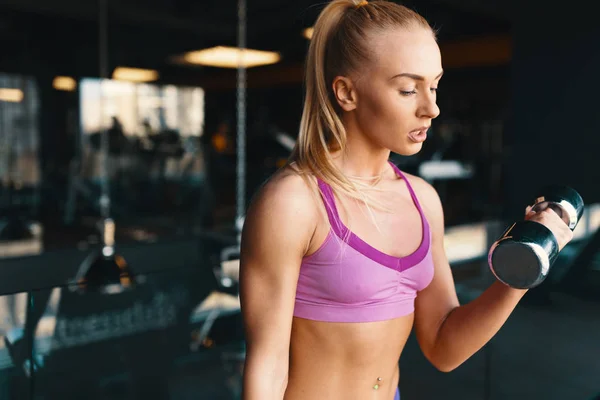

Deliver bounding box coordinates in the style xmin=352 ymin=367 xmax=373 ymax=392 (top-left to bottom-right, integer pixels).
xmin=284 ymin=314 xmax=413 ymax=400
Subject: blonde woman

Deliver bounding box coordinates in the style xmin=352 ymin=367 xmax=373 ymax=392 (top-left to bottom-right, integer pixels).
xmin=239 ymin=1 xmax=573 ymax=399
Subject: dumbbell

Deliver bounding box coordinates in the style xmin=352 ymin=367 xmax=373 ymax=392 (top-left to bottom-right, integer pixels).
xmin=488 ymin=185 xmax=584 ymax=289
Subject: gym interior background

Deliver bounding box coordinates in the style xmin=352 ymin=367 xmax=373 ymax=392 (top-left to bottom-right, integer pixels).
xmin=0 ymin=0 xmax=599 ymax=398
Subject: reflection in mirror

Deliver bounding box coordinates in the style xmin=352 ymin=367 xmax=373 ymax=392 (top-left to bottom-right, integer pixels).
xmin=0 ymin=292 xmax=34 ymax=398
xmin=31 ymin=265 xmax=243 ymax=399
xmin=0 ymin=73 xmax=42 ymax=247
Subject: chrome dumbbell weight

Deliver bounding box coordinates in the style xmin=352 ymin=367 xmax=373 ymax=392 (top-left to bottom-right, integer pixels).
xmin=488 ymin=185 xmax=584 ymax=289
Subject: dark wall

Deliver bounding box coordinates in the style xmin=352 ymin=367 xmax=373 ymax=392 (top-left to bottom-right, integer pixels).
xmin=506 ymin=2 xmax=600 ymax=216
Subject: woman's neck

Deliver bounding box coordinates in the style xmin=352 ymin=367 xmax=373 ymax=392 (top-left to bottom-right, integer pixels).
xmin=332 ymin=144 xmax=392 ymax=179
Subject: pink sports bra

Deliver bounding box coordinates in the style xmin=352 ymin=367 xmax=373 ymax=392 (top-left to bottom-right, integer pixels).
xmin=293 ymin=162 xmax=434 ymax=323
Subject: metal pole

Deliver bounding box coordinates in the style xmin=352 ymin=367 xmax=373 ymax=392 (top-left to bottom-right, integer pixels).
xmin=235 ymin=0 xmax=247 ymax=245
xmin=98 ymin=0 xmax=110 ymax=220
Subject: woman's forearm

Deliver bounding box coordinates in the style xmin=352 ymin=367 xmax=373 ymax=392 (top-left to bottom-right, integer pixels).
xmin=242 ymin=355 xmax=289 ymax=400
xmin=430 ymin=281 xmax=527 ymax=371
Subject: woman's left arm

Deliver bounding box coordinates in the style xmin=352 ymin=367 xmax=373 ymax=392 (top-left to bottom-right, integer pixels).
xmin=412 ymin=177 xmax=528 ymax=372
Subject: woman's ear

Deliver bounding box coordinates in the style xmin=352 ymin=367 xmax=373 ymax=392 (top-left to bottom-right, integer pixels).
xmin=332 ymin=76 xmax=357 ymax=111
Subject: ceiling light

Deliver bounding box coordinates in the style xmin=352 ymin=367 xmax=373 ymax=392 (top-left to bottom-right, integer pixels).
xmin=112 ymin=67 xmax=159 ymax=82
xmin=303 ymin=27 xmax=314 ymax=40
xmin=181 ymin=46 xmax=281 ymax=68
xmin=0 ymin=88 xmax=24 ymax=103
xmin=53 ymin=76 xmax=77 ymax=91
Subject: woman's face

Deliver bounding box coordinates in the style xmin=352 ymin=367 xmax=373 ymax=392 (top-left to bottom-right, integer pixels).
xmin=340 ymin=27 xmax=443 ymax=156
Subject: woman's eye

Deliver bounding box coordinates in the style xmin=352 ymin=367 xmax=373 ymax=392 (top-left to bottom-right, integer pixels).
xmin=400 ymin=90 xmax=416 ymax=96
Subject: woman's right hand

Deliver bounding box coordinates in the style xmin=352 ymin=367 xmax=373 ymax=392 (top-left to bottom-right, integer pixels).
xmin=524 ymin=204 xmax=574 ymax=251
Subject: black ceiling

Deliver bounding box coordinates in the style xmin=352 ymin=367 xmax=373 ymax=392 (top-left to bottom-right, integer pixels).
xmin=0 ymin=0 xmax=512 ymax=85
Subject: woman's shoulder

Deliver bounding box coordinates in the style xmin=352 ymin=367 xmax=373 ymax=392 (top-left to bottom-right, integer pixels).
xmin=262 ymin=163 xmax=319 ymax=202
xmin=246 ymin=164 xmax=321 ymax=226
xmin=397 ymin=170 xmax=443 ymax=218
xmin=398 ymin=170 xmax=432 ymax=194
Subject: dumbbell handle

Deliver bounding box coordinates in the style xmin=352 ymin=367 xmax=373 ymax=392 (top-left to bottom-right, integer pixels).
xmin=529 ymin=185 xmax=584 ymax=231
xmin=531 ymin=199 xmax=580 ymax=230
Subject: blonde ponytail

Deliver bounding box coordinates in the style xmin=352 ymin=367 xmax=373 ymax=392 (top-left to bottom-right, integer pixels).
xmin=289 ymin=0 xmax=434 ymax=213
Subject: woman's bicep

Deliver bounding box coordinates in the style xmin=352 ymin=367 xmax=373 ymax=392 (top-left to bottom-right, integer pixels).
xmin=239 ymin=236 xmax=302 ymax=358
xmin=239 ymin=175 xmax=316 ymax=377
xmin=411 ymin=178 xmax=460 ymax=360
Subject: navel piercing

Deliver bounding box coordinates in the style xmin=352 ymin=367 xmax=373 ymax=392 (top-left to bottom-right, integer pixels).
xmin=373 ymin=377 xmax=383 ymax=390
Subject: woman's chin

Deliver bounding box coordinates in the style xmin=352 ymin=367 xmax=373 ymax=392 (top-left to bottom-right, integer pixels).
xmin=391 ymin=142 xmax=423 ymax=156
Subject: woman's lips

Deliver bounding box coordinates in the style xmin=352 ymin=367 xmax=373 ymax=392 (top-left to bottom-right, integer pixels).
xmin=408 ymin=127 xmax=428 ymax=143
